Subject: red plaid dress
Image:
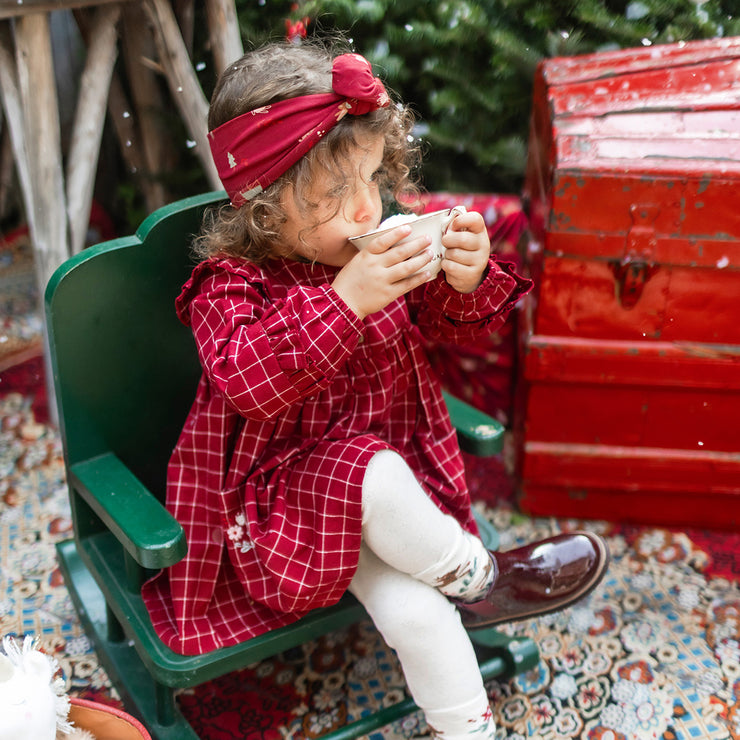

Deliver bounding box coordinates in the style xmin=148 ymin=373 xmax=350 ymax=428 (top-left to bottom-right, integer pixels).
xmin=142 ymin=255 xmax=531 ymax=655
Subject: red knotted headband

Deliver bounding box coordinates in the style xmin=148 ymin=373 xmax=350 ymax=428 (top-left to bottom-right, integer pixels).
xmin=208 ymin=53 xmax=390 ymax=207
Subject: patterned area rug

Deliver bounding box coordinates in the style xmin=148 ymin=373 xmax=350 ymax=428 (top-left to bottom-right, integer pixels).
xmin=2 ymin=363 xmax=740 ymax=740
xmin=0 ymin=226 xmax=43 ymax=372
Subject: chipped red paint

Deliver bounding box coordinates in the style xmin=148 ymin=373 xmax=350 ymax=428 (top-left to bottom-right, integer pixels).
xmin=516 ymin=37 xmax=740 ymax=530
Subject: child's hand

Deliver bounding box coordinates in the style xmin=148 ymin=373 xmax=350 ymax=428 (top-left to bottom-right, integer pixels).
xmin=332 ymin=225 xmax=435 ymax=319
xmin=440 ymin=210 xmax=491 ymax=294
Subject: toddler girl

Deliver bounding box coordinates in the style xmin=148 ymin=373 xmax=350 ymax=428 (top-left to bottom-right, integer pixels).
xmin=142 ymin=40 xmax=609 ymax=739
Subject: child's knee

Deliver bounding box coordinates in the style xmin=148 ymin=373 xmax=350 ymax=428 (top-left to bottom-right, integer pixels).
xmin=362 ymin=449 xmax=412 ymax=518
xmin=372 ymin=581 xmax=461 ymax=650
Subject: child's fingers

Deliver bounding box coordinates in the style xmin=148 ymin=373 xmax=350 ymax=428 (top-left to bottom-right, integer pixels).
xmin=442 ymin=229 xmax=484 ymax=252
xmin=358 ymin=225 xmax=435 ymax=260
xmin=448 ymin=210 xmax=484 ymax=233
xmin=389 ymin=247 xmax=435 ymax=281
xmin=376 ymin=224 xmax=413 ymax=250
xmin=391 ymin=259 xmax=436 ymax=292
xmin=440 ymin=258 xmax=485 ymax=294
xmin=442 ymin=246 xmax=481 ymax=266
xmin=388 ymin=239 xmax=434 ymax=268
xmin=402 ymin=268 xmax=437 ymax=290
xmin=360 ymin=224 xmax=412 ymax=253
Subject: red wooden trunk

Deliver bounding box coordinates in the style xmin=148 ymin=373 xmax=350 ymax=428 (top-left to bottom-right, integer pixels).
xmin=516 ymin=37 xmax=740 ymax=530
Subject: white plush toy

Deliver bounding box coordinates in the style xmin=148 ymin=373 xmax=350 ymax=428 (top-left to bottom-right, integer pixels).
xmin=0 ymin=635 xmax=95 ymax=740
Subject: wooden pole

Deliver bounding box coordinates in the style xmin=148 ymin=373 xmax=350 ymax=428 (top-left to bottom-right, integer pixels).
xmin=205 ymin=0 xmax=242 ymax=77
xmin=173 ymin=0 xmax=193 ymax=56
xmin=143 ymin=0 xmax=220 ymax=189
xmin=66 ymin=2 xmax=121 ymax=254
xmin=0 ymin=21 xmax=34 ymax=231
xmin=120 ymin=2 xmax=173 ymax=209
xmin=15 ymin=12 xmax=68 ymax=292
xmin=0 ymin=123 xmax=14 ymax=220
xmin=0 ymin=0 xmax=125 ymax=20
xmin=73 ymin=6 xmax=164 ymax=212
xmin=11 ymin=12 xmax=67 ymax=426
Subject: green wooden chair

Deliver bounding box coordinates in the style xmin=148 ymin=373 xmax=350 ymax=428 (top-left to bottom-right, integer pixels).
xmin=45 ymin=191 xmax=539 ymax=740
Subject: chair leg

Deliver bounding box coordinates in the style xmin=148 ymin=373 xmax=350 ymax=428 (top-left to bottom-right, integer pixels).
xmin=155 ymin=681 xmax=178 ymax=727
xmin=106 ymin=602 xmax=125 ymax=643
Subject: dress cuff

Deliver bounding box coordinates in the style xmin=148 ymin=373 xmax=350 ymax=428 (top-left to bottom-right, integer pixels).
xmin=429 ymin=257 xmax=533 ymax=319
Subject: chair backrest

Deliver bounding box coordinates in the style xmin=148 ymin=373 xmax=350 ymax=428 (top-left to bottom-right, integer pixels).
xmin=45 ymin=192 xmax=226 ymax=499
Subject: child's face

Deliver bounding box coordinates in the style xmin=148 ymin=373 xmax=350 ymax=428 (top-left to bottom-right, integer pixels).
xmin=280 ymin=132 xmax=385 ymax=267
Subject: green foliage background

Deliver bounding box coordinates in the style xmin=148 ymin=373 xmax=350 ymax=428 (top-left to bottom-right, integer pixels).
xmin=234 ymin=0 xmax=739 ymax=194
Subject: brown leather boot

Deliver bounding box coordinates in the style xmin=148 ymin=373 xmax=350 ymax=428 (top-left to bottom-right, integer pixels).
xmin=456 ymin=531 xmax=610 ymax=628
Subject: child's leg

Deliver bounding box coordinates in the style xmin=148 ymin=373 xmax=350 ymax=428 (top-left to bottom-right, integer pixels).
xmin=360 ymin=448 xmax=610 ymax=629
xmin=361 ymin=449 xmax=494 ymax=602
xmin=349 ymin=544 xmax=495 ymax=739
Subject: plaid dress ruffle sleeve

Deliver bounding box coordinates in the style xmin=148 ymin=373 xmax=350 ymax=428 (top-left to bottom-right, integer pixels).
xmin=142 ymin=255 xmax=531 ymax=655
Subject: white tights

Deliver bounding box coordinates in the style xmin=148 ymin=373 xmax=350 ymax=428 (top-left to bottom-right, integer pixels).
xmin=348 ymin=450 xmax=496 ymax=740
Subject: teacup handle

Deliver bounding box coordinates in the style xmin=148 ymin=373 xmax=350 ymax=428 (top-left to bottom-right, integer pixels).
xmin=441 ymin=205 xmax=467 ymax=234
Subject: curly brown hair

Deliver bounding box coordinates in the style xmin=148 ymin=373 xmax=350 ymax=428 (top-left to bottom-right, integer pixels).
xmin=193 ymin=39 xmax=421 ymax=264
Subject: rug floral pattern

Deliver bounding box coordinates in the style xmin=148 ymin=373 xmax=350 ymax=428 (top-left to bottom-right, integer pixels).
xmin=2 ymin=390 xmax=740 ymax=739
xmin=0 ymin=229 xmax=44 ymax=369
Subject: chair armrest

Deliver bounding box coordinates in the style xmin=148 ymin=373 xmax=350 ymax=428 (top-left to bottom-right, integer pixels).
xmin=443 ymin=391 xmax=505 ymax=457
xmin=68 ymin=453 xmax=186 ymax=570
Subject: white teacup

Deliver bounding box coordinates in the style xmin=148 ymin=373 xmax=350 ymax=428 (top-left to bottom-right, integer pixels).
xmin=350 ymin=206 xmax=466 ymax=277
